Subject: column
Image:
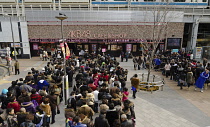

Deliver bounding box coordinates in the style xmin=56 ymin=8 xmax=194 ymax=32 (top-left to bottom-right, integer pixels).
xmin=188 ymin=18 xmax=199 ymax=52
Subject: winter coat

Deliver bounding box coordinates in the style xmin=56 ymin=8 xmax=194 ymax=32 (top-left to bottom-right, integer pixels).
xmin=121 ymin=119 xmax=133 ymax=127
xmin=100 ymin=104 xmax=109 ymax=112
xmin=25 ymin=74 xmax=34 ymax=82
xmin=94 ymin=114 xmax=110 ymax=127
xmin=7 ymin=101 xmax=21 ymax=113
xmin=14 ymin=62 xmax=19 ymax=69
xmin=17 ymin=112 xmax=29 ymax=127
xmin=46 ymin=94 xmax=57 ymax=110
xmin=7 ymin=114 xmax=18 ymax=127
xmin=77 ymin=105 xmax=95 ymax=118
xmin=106 ymin=109 xmax=119 ymax=127
xmin=19 ymin=84 xmax=33 ymax=93
xmin=186 ymin=71 xmax=194 ymax=84
xmin=40 ymin=103 xmax=51 ymax=116
xmin=37 ymin=80 xmax=49 ymax=90
xmin=31 ymin=94 xmax=42 ymax=105
xmin=131 ymin=77 xmax=140 ymax=89
xmin=21 ymin=102 xmax=36 ymax=114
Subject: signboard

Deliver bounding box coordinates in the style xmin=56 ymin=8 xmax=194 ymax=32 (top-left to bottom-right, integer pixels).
xmin=126 ymin=44 xmax=132 ymax=52
xmin=195 ymin=47 xmax=202 ymax=59
xmin=33 ymin=43 xmax=38 ymax=50
xmin=0 ymin=49 xmax=7 ymax=58
xmin=133 ymin=45 xmax=137 ymax=52
xmin=172 ymin=49 xmax=179 ymax=53
xmin=11 ymin=43 xmax=21 ymax=47
xmin=92 ymin=44 xmax=97 ymax=52
xmin=102 ymin=48 xmax=106 ymax=53
xmin=167 ymin=38 xmax=182 ymax=49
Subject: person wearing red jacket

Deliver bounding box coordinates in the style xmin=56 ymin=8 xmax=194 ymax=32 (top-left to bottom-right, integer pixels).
xmin=7 ymin=96 xmax=21 ymax=113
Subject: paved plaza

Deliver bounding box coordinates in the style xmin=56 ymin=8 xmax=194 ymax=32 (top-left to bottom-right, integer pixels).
xmin=1 ymin=57 xmax=210 ymax=127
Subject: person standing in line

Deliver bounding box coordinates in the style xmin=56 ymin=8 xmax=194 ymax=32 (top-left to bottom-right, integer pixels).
xmin=195 ymin=68 xmax=209 ymax=93
xmin=132 ymin=56 xmax=138 ymax=70
xmin=137 ymin=56 xmax=142 ymax=70
xmin=203 ymin=58 xmax=208 ymax=68
xmin=125 ymin=51 xmax=129 ymax=62
xmin=120 ymin=51 xmax=124 ymax=62
xmin=164 ymin=62 xmax=171 ymax=78
xmin=38 ymin=48 xmax=43 ymax=60
xmin=14 ymin=60 xmax=20 ymax=75
xmin=186 ymin=67 xmax=194 ymax=90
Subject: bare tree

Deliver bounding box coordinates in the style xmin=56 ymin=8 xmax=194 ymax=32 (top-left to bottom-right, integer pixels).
xmin=139 ymin=5 xmax=183 ymax=82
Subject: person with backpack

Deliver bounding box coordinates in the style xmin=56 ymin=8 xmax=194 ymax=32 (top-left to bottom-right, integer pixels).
xmin=20 ymin=113 xmax=35 ymax=127
xmin=16 ymin=108 xmax=29 ymax=127
xmin=6 ymin=108 xmax=18 ymax=127
xmin=34 ymin=106 xmax=44 ymax=127
xmin=31 ymin=89 xmax=42 ymax=105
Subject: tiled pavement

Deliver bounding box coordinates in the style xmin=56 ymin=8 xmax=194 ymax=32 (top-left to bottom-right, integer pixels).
xmin=1 ymin=57 xmax=210 ymax=127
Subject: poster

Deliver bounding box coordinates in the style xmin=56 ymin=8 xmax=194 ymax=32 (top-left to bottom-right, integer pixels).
xmin=33 ymin=43 xmax=38 ymax=50
xmin=111 ymin=45 xmax=117 ymax=51
xmin=102 ymin=48 xmax=106 ymax=52
xmin=172 ymin=49 xmax=178 ymax=53
xmin=160 ymin=44 xmax=165 ymax=50
xmin=195 ymin=47 xmax=202 ymax=59
xmin=126 ymin=44 xmax=132 ymax=52
xmin=133 ymin=45 xmax=137 ymax=52
xmin=84 ymin=45 xmax=89 ymax=51
xmin=92 ymin=44 xmax=97 ymax=51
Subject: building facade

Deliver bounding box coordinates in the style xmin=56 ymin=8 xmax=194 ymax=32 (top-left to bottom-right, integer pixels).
xmin=0 ymin=0 xmax=210 ymax=58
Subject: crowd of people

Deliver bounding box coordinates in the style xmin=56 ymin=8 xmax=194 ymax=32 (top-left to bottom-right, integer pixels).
xmin=0 ymin=52 xmax=136 ymax=127
xmin=137 ymin=50 xmax=210 ymax=93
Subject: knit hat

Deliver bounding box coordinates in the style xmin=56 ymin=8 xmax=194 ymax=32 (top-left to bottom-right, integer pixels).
xmin=2 ymin=89 xmax=8 ymax=95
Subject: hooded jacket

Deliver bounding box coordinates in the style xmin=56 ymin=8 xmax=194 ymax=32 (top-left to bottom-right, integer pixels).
xmin=40 ymin=103 xmax=51 ymax=117
xmin=94 ymin=114 xmax=110 ymax=127
xmin=131 ymin=77 xmax=140 ymax=89
xmin=21 ymin=102 xmax=36 ymax=114
xmin=37 ymin=80 xmax=49 ymax=90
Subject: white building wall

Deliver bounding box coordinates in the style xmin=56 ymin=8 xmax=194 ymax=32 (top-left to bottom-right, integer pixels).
xmin=20 ymin=21 xmax=31 ymax=58
xmin=0 ymin=21 xmax=20 ymax=43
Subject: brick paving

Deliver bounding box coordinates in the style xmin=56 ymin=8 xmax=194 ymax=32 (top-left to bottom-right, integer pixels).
xmin=0 ymin=57 xmax=210 ymax=127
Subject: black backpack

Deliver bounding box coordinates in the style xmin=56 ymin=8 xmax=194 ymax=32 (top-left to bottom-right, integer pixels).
xmin=33 ymin=114 xmax=42 ymax=124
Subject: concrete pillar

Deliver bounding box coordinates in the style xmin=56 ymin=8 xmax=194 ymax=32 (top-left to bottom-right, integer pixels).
xmin=20 ymin=22 xmax=31 ymax=59
xmin=188 ymin=18 xmax=199 ymax=52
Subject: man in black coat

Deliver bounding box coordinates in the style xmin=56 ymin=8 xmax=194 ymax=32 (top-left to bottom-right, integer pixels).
xmin=94 ymin=109 xmax=110 ymax=127
xmin=66 ymin=67 xmax=74 ymax=87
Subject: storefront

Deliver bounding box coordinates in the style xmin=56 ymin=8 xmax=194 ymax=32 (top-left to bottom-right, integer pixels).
xmin=28 ymin=23 xmax=184 ymax=57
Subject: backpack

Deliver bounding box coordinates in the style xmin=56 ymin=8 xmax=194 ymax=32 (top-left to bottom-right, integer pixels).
xmin=33 ymin=114 xmax=42 ymax=124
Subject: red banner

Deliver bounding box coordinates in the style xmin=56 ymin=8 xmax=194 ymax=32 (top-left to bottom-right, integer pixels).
xmin=65 ymin=42 xmax=70 ymax=59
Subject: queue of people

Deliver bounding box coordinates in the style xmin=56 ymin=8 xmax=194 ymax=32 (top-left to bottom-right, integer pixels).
xmin=0 ymin=52 xmax=135 ymax=127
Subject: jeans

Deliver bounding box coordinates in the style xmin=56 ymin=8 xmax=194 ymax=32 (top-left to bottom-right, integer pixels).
xmin=94 ymin=102 xmax=98 ymax=113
